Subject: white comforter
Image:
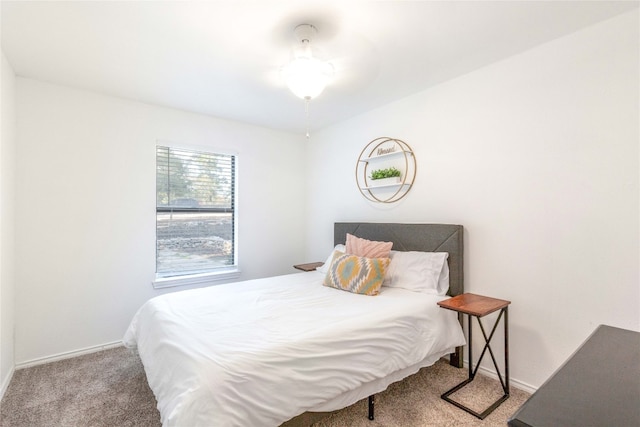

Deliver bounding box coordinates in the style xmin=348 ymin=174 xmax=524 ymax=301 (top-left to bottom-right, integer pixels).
xmin=123 ymin=272 xmax=465 ymax=427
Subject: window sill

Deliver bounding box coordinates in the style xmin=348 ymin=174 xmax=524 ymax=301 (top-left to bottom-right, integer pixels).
xmin=153 ymin=268 xmax=241 ymax=289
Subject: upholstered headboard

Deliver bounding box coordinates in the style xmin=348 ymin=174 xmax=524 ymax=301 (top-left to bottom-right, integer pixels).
xmin=334 ymin=223 xmax=464 ymax=297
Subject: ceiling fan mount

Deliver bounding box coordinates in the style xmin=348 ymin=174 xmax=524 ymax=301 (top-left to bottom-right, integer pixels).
xmin=293 ymin=23 xmax=317 ymax=44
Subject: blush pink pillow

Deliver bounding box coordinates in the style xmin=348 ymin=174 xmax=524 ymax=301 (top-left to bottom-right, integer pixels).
xmin=345 ymin=233 xmax=393 ymax=258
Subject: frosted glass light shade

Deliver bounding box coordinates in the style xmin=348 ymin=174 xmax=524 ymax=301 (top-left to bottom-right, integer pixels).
xmin=283 ymin=56 xmax=332 ymax=99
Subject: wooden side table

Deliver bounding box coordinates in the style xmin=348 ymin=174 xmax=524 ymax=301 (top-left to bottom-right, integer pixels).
xmin=437 ymin=293 xmax=511 ymax=419
xmin=293 ymin=262 xmax=324 ymax=272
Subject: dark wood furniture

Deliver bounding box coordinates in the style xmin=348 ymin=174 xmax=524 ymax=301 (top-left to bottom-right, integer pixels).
xmin=438 ymin=293 xmax=511 ymax=419
xmin=508 ymin=324 xmax=640 ymax=427
xmin=293 ymin=262 xmax=324 ymax=272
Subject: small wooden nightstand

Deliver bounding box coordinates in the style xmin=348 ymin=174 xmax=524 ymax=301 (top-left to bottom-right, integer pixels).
xmin=293 ymin=262 xmax=324 ymax=272
xmin=437 ymin=293 xmax=511 ymax=419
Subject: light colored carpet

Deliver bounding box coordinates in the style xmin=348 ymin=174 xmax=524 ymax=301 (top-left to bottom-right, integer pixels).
xmin=0 ymin=346 xmax=530 ymax=426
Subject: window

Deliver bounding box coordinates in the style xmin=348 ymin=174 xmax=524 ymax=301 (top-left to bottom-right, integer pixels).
xmin=155 ymin=145 xmax=237 ymax=284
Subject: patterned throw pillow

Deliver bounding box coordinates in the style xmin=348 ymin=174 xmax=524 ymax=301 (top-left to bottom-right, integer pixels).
xmin=345 ymin=233 xmax=393 ymax=258
xmin=323 ymin=252 xmax=391 ymax=296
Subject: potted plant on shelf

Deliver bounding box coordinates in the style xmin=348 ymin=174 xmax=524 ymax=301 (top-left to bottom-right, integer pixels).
xmin=369 ymin=167 xmax=402 ymax=187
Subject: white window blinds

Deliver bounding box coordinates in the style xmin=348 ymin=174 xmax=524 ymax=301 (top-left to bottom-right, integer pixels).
xmin=156 ymin=146 xmax=236 ymax=277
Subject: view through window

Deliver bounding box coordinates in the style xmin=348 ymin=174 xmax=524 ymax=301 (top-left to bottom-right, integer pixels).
xmin=156 ymin=146 xmax=236 ymax=277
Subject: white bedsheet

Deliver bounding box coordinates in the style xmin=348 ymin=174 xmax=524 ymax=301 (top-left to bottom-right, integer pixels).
xmin=123 ymin=272 xmax=465 ymax=427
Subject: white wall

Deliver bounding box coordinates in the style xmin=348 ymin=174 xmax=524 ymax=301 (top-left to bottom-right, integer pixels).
xmin=1 ymin=51 xmax=17 ymax=392
xmin=14 ymin=80 xmax=307 ymax=364
xmin=306 ymin=11 xmax=639 ymax=389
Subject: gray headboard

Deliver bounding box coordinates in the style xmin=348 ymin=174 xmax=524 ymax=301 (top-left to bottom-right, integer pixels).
xmin=334 ymin=223 xmax=464 ymax=297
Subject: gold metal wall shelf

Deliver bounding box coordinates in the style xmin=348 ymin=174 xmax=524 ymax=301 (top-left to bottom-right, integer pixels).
xmin=356 ymin=137 xmax=416 ymax=203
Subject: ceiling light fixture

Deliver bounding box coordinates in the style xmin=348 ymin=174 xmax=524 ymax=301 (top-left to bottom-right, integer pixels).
xmin=282 ymin=24 xmax=333 ymax=139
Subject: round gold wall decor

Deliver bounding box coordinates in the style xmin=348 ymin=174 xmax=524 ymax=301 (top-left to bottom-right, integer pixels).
xmin=355 ymin=137 xmax=416 ymax=203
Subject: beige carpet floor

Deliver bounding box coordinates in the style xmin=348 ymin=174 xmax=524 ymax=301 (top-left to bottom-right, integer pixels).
xmin=0 ymin=346 xmax=530 ymax=427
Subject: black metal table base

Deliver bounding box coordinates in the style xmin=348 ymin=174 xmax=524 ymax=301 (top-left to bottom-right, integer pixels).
xmin=442 ymin=379 xmax=509 ymax=419
xmin=441 ymin=307 xmax=509 ymax=420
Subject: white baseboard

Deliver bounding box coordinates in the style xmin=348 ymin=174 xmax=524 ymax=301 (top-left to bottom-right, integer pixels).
xmin=463 ymin=360 xmax=537 ymax=395
xmin=0 ymin=366 xmax=15 ymax=401
xmin=15 ymin=341 xmax=123 ymax=370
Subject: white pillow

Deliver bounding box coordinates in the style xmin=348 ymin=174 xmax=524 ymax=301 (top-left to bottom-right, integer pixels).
xmin=315 ymin=244 xmax=346 ymax=274
xmin=384 ymin=251 xmax=449 ymax=295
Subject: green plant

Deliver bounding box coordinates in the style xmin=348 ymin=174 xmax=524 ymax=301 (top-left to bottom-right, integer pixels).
xmin=370 ymin=167 xmax=401 ymax=180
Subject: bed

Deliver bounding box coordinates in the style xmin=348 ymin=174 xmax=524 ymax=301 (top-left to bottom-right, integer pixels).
xmin=123 ymin=222 xmax=466 ymax=426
